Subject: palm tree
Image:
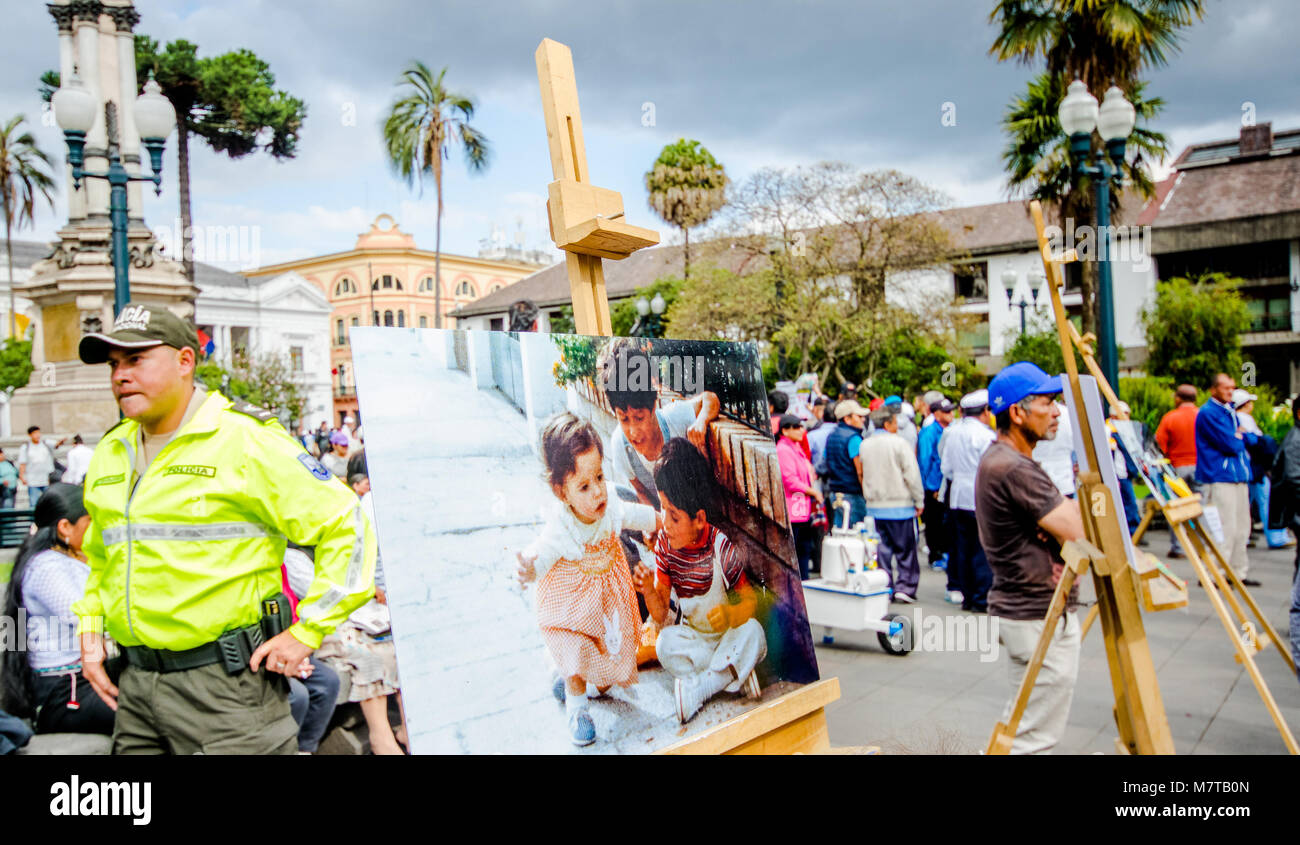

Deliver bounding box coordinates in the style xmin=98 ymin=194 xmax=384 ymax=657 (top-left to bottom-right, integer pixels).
xmin=989 ymin=0 xmax=1205 ymax=338
xmin=0 ymin=116 xmax=55 ymax=340
xmin=382 ymin=62 xmax=490 ymax=328
xmin=990 ymin=0 xmax=1206 ymax=97
xmin=645 ymin=139 xmax=728 ymax=280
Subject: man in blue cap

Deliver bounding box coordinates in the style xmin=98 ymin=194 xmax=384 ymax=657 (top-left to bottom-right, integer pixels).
xmin=975 ymin=361 xmax=1086 ymax=754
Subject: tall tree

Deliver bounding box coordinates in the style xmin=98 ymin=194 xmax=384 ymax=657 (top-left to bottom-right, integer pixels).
xmin=645 ymin=139 xmax=728 ymax=279
xmin=382 ymin=62 xmax=489 ymax=328
xmin=990 ymin=0 xmax=1205 ymax=338
xmin=134 ymin=37 xmax=306 ymax=283
xmin=0 ymin=115 xmax=55 ymax=339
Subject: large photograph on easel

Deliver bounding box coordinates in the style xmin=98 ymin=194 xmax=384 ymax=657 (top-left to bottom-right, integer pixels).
xmin=350 ymin=327 xmax=818 ymax=754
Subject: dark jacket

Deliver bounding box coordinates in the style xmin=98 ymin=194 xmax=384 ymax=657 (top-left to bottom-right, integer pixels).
xmin=825 ymin=421 xmax=864 ymax=496
xmin=1269 ymin=426 xmax=1300 ymax=532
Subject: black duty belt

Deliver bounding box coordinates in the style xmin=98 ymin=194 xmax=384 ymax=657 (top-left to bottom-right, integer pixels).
xmin=123 ymin=622 xmax=265 ymax=675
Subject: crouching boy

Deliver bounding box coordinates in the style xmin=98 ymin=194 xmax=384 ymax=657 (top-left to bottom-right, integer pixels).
xmin=633 ymin=437 xmax=766 ymax=723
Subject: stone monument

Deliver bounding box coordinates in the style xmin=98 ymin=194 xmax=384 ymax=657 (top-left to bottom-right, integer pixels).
xmin=12 ymin=0 xmax=196 ymax=435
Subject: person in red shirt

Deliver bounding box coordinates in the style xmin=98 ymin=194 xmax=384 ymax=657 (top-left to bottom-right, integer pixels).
xmin=1155 ymin=383 xmax=1199 ymax=558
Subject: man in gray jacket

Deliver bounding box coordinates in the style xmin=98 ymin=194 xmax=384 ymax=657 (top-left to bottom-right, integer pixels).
xmin=861 ymin=407 xmax=926 ymax=602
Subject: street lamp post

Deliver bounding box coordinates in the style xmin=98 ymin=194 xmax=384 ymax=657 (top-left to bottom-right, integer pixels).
xmin=52 ymin=72 xmax=176 ymax=319
xmin=1059 ymin=80 xmax=1136 ymax=392
xmin=1004 ymin=267 xmax=1045 ymax=335
xmin=631 ymin=292 xmax=666 ymax=337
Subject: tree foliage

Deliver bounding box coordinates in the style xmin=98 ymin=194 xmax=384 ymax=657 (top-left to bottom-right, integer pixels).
xmin=611 ymin=276 xmax=684 ymax=337
xmin=1140 ymin=273 xmax=1250 ymax=388
xmin=0 ymin=338 xmax=34 ymax=395
xmin=689 ymin=163 xmax=963 ymax=391
xmin=991 ymin=0 xmax=1205 ymax=339
xmin=645 ymin=139 xmax=728 ymax=279
xmin=382 ymin=61 xmax=489 ymax=328
xmin=1 ymin=115 xmax=55 ymax=339
xmin=130 ymin=36 xmax=307 ymax=281
xmin=196 ymin=350 xmax=306 ymax=426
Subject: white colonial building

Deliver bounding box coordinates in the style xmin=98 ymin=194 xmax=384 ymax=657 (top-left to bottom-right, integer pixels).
xmin=193 ymin=265 xmax=333 ymax=429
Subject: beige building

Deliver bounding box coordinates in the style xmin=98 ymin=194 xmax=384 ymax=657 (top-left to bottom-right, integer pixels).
xmin=245 ymin=214 xmax=545 ymax=423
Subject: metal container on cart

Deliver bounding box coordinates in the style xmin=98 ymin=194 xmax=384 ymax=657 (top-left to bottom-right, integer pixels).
xmin=801 ymin=495 xmax=912 ymax=654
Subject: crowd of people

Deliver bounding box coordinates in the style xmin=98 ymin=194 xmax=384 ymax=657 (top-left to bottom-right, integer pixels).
xmin=771 ymin=366 xmax=1300 ymax=754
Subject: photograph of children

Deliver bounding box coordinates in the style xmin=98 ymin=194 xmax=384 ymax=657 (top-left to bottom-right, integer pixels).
xmin=350 ymin=327 xmax=819 ymax=754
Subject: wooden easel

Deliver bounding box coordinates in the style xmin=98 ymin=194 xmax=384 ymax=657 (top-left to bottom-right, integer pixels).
xmin=988 ymin=200 xmax=1181 ymax=755
xmin=535 ymin=38 xmax=842 ymax=754
xmin=1127 ymin=457 xmax=1299 ymax=751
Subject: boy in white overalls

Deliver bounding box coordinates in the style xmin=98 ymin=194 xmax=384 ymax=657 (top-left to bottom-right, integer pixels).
xmin=633 ymin=438 xmax=766 ymax=723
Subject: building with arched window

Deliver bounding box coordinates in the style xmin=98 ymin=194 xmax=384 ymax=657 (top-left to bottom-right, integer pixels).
xmin=246 ymin=214 xmax=548 ymax=422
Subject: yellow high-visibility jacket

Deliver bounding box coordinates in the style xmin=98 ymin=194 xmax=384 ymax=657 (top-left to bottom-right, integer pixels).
xmin=72 ymin=391 xmax=376 ymax=651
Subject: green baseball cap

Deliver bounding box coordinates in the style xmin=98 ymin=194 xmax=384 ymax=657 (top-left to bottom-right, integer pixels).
xmin=79 ymin=303 xmax=200 ymax=365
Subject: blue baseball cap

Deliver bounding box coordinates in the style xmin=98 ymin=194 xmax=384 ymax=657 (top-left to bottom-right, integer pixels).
xmin=883 ymin=394 xmax=902 ymax=406
xmin=987 ymin=361 xmax=1062 ymax=413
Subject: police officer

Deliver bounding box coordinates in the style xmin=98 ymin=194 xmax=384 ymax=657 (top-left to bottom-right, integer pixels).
xmin=72 ymin=304 xmax=377 ymax=754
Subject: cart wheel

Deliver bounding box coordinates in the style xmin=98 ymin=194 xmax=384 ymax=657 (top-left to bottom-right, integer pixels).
xmin=877 ymin=613 xmax=913 ymax=655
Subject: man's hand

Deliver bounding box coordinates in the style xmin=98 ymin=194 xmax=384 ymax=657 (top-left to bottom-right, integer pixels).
xmin=80 ymin=633 xmax=118 ymax=711
xmin=516 ymin=550 xmax=537 ymax=587
xmin=295 ymin=658 xmax=314 ymax=680
xmin=707 ymin=604 xmax=729 ymax=633
xmin=249 ymin=630 xmax=313 ymax=676
xmin=915 ymin=506 xmax=924 ymax=518
xmin=374 ymin=587 xmax=387 ymax=605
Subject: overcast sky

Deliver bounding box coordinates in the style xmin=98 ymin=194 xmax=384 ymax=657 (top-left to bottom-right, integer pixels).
xmin=3 ymin=0 xmax=1296 ymax=270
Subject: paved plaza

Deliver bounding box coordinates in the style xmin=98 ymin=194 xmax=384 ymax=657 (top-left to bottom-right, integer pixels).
xmin=817 ymin=536 xmax=1300 ymax=755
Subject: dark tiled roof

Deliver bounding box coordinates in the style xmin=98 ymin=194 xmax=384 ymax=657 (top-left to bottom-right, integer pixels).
xmin=1146 ymin=153 xmax=1300 ymax=228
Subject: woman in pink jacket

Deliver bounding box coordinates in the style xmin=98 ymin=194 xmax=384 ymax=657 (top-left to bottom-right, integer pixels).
xmin=776 ymin=414 xmax=822 ymax=579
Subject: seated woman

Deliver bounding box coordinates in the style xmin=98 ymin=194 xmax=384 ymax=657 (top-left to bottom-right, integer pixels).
xmin=1 ymin=483 xmax=115 ymax=735
xmin=286 ymin=478 xmax=406 ymax=755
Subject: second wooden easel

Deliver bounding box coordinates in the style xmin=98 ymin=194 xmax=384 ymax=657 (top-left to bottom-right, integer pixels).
xmin=534 ymin=37 xmax=842 ymax=754
xmin=988 ymin=200 xmax=1179 ymax=755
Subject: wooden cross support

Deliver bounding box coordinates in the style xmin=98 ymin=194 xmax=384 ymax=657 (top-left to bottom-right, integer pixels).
xmin=535 ymin=38 xmax=659 ymax=336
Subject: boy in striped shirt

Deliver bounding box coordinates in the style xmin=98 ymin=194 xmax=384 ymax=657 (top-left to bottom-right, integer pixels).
xmin=633 ymin=438 xmax=767 ymax=722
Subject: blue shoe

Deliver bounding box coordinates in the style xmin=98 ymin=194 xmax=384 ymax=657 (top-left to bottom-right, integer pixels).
xmin=552 ymin=675 xmax=565 ymax=704
xmin=568 ymin=710 xmax=596 ymax=746
xmin=931 ymin=554 xmax=948 ymax=571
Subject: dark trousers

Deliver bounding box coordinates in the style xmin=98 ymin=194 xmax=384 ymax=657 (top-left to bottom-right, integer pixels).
xmin=922 ymin=491 xmax=954 ymax=588
xmin=287 ymin=656 xmax=340 ymax=753
xmin=1118 ymin=477 xmax=1140 ymax=533
xmin=876 ymin=517 xmax=921 ymax=599
xmin=31 ymin=670 xmax=116 ymax=736
xmin=951 ymin=509 xmax=991 ymax=611
xmin=791 ymin=520 xmax=817 ymax=581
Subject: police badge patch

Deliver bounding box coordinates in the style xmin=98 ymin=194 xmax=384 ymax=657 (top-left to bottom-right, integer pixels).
xmin=297 ymin=452 xmax=333 ymax=481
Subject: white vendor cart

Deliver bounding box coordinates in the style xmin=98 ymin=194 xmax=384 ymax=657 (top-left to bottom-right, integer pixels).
xmin=801 ymin=498 xmax=913 ymax=655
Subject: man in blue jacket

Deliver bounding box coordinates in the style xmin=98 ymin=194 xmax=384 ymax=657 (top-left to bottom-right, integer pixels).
xmin=1195 ymin=373 xmax=1259 ymax=587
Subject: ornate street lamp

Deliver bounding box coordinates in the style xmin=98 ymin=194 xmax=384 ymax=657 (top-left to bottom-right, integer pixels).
xmin=1005 ymin=267 xmax=1045 ymax=335
xmin=1059 ymin=80 xmax=1136 ymax=390
xmin=631 ymin=292 xmax=666 ymax=337
xmin=53 ymin=72 xmax=176 ymax=318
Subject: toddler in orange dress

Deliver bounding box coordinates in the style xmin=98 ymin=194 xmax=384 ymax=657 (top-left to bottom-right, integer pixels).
xmin=516 ymin=412 xmax=661 ymax=746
